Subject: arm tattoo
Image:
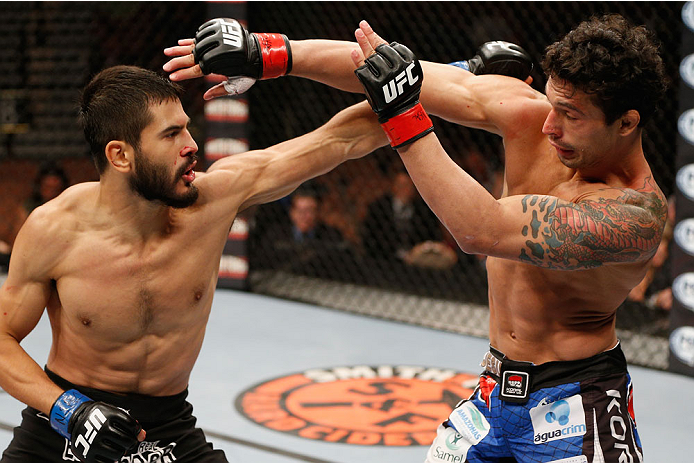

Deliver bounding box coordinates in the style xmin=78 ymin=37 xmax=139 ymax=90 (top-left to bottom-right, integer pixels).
xmin=518 ymin=179 xmax=666 ymax=269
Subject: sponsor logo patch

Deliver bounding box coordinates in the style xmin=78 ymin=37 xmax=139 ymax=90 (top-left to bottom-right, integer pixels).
xmin=547 ymin=457 xmax=588 ymax=463
xmin=430 ymin=426 xmax=474 ymax=463
xmin=235 ymin=365 xmax=476 ymax=446
xmin=500 ymin=370 xmax=529 ymax=401
xmin=121 ymin=441 xmax=177 ymax=463
xmin=448 ymin=401 xmax=490 ymax=446
xmin=530 ymin=395 xmax=587 ymax=444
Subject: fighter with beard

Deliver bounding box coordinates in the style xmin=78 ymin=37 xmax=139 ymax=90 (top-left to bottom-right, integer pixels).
xmin=163 ymin=14 xmax=669 ymax=461
xmin=0 ymin=65 xmax=386 ymax=463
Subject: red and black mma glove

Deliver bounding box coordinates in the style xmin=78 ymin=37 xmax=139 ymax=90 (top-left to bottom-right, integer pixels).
xmin=355 ymin=42 xmax=434 ymax=150
xmin=449 ymin=41 xmax=533 ymax=81
xmin=50 ymin=389 xmax=142 ymax=463
xmin=193 ymin=18 xmax=292 ymax=80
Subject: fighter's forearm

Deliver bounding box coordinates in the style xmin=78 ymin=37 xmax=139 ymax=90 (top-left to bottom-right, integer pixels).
xmin=395 ymin=134 xmax=501 ymax=255
xmin=289 ymin=39 xmax=365 ymax=93
xmin=289 ymin=40 xmax=513 ymax=133
xmin=235 ymin=102 xmax=386 ymax=210
xmin=0 ymin=335 xmax=63 ymax=414
xmin=288 ymin=40 xmax=486 ymax=123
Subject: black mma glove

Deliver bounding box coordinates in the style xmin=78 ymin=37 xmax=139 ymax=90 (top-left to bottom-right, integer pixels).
xmin=50 ymin=389 xmax=141 ymax=463
xmin=355 ymin=42 xmax=434 ymax=149
xmin=193 ymin=18 xmax=292 ymax=80
xmin=449 ymin=41 xmax=533 ymax=80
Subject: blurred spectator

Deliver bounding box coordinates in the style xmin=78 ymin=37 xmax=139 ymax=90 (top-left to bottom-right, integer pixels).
xmin=462 ymin=149 xmax=504 ymax=199
xmin=0 ymin=162 xmax=69 ymax=271
xmin=23 ymin=161 xmax=69 ymax=214
xmin=252 ymin=188 xmax=353 ymax=277
xmin=0 ymin=203 xmax=25 ymax=270
xmin=361 ymin=169 xmax=453 ymax=268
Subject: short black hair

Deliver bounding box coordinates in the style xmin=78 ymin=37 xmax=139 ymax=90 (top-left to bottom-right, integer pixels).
xmin=79 ymin=65 xmax=184 ymax=173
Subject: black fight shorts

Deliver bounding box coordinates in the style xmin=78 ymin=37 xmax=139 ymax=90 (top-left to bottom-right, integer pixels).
xmin=1 ymin=368 xmax=228 ymax=462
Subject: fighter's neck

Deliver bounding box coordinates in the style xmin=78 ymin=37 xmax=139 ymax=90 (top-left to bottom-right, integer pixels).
xmin=96 ymin=179 xmax=174 ymax=239
xmin=573 ymin=140 xmax=648 ymax=188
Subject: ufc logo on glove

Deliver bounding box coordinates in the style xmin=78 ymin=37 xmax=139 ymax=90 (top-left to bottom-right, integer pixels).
xmin=220 ymin=20 xmax=243 ymax=47
xmin=383 ymin=62 xmax=419 ymax=103
xmin=74 ymin=409 xmax=106 ymax=458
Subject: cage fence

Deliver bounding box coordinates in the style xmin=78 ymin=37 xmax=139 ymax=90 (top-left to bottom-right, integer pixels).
xmin=0 ymin=1 xmax=682 ymax=371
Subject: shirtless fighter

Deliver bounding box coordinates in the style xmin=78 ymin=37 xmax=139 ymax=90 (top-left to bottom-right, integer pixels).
xmin=0 ymin=66 xmax=385 ymax=462
xmin=164 ymin=14 xmax=668 ymax=462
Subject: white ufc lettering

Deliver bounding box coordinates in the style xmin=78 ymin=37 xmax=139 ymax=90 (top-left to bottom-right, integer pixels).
xmin=74 ymin=409 xmax=106 ymax=458
xmin=383 ymin=62 xmax=418 ymax=103
xmin=221 ymin=20 xmax=243 ymax=47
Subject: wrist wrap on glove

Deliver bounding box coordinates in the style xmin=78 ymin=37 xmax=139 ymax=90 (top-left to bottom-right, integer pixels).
xmin=50 ymin=389 xmax=142 ymax=463
xmin=50 ymin=389 xmax=92 ymax=439
xmin=379 ymin=104 xmax=433 ymax=150
xmin=193 ymin=18 xmax=292 ymax=80
xmin=355 ymin=42 xmax=433 ymax=150
xmin=449 ymin=40 xmax=533 ymax=81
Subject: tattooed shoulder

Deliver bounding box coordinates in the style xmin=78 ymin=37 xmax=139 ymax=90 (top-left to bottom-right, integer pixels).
xmin=518 ymin=177 xmax=667 ymax=270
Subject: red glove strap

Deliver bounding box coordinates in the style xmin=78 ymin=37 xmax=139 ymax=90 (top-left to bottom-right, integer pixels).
xmin=254 ymin=33 xmax=290 ymax=79
xmin=380 ymin=103 xmax=434 ymax=149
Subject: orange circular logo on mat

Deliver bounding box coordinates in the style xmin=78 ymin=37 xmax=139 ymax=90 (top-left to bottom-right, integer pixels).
xmin=235 ymin=365 xmax=477 ymax=446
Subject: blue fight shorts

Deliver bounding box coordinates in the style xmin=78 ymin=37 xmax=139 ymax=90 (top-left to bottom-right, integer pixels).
xmin=425 ymin=343 xmax=642 ymax=463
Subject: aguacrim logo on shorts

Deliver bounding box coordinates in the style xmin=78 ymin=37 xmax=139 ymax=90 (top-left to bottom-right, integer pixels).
xmin=235 ymin=365 xmax=477 ymax=446
xmin=529 ymin=396 xmax=587 ymax=444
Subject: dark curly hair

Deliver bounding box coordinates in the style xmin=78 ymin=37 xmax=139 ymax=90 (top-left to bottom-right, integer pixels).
xmin=542 ymin=14 xmax=668 ymax=126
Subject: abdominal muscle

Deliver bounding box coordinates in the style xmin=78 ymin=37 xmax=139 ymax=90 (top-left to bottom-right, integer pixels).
xmin=485 ymin=257 xmax=626 ymax=364
xmin=44 ymin=300 xmax=210 ymax=396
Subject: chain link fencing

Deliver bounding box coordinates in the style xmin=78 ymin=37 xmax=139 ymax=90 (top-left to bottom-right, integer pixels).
xmin=0 ymin=2 xmax=682 ymax=370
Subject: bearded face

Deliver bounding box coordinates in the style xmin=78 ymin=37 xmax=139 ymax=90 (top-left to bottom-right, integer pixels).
xmin=129 ymin=148 xmax=199 ymax=209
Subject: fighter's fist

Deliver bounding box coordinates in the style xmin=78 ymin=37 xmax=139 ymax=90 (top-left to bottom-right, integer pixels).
xmin=51 ymin=389 xmax=142 ymax=463
xmin=355 ymin=41 xmax=433 ymax=149
xmin=449 ymin=41 xmax=533 ymax=82
xmin=193 ymin=18 xmax=292 ymax=80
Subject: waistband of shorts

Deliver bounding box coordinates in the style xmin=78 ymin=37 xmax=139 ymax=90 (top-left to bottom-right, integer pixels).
xmin=45 ymin=366 xmax=189 ymax=423
xmin=481 ymin=342 xmax=628 ymax=392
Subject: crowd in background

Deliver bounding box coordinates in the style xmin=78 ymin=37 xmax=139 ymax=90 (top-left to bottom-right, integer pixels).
xmin=0 ymin=143 xmax=674 ymax=335
xmin=0 ymin=161 xmax=69 ymax=269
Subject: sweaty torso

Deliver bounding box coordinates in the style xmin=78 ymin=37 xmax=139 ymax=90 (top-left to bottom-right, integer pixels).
xmin=485 ymin=135 xmax=658 ymax=364
xmin=43 ymin=181 xmax=233 ymax=395
xmin=486 ymin=256 xmax=645 ymax=364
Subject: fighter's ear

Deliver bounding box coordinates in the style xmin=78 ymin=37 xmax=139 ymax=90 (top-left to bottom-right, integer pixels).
xmin=105 ymin=141 xmax=134 ymax=173
xmin=619 ymin=109 xmax=640 ymax=136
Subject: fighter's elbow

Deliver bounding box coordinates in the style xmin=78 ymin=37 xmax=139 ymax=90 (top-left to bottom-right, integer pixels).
xmin=451 ymin=233 xmax=494 ymax=256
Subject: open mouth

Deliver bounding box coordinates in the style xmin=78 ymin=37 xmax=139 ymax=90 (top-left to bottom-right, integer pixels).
xmin=181 ymin=160 xmax=197 ymax=183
